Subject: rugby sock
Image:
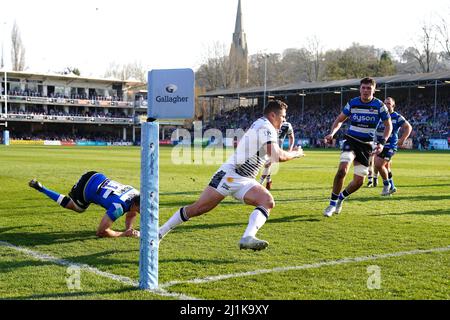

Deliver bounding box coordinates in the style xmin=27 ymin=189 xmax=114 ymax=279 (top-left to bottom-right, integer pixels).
xmin=388 ymin=172 xmax=395 ymax=189
xmin=266 ymin=175 xmax=272 ymax=182
xmin=383 ymin=179 xmax=390 ymax=187
xmin=329 ymin=193 xmax=339 ymax=206
xmin=158 ymin=207 xmax=188 ymax=240
xmin=259 ymin=175 xmax=267 ymax=184
xmin=368 ymin=176 xmax=373 ymax=183
xmin=338 ymin=189 xmax=351 ymax=201
xmin=242 ymin=206 xmax=269 ymax=238
xmin=374 ymin=177 xmax=378 ymax=186
xmin=40 ymin=186 xmax=62 ymax=203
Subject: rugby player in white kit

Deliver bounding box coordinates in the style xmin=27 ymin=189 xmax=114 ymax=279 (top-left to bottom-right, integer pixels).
xmin=158 ymin=100 xmax=304 ymax=251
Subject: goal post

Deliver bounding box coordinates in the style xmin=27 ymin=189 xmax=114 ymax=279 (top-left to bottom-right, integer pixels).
xmin=139 ymin=69 xmax=194 ymax=290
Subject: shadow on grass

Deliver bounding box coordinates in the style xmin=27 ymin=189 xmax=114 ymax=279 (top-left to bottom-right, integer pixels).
xmin=4 ymin=286 xmax=141 ymax=300
xmin=0 ymin=259 xmax=55 ymax=273
xmin=68 ymin=249 xmax=139 ymax=266
xmin=160 ymin=191 xmax=203 ymax=196
xmin=372 ymin=208 xmax=450 ymax=217
xmin=0 ymin=225 xmax=44 ymax=234
xmin=160 ymin=200 xmax=239 ymax=208
xmin=0 ymin=247 xmax=139 ymax=276
xmin=0 ymin=230 xmax=97 ymax=247
xmin=174 ymin=214 xmax=320 ymax=234
xmin=399 ymin=183 xmax=450 ymax=189
xmin=159 ymin=187 xmax=329 ymax=204
xmin=270 ymin=186 xmax=330 ymax=192
xmin=353 ymin=194 xmax=450 ymax=203
xmin=161 ymin=196 xmax=326 ymax=208
xmin=276 ymin=196 xmax=326 ymax=203
xmin=160 ymin=257 xmax=238 ymax=265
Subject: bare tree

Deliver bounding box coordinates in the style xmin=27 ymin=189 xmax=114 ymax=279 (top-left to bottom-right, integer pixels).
xmin=436 ymin=17 xmax=450 ymax=60
xmin=248 ymin=52 xmax=284 ymax=87
xmin=1 ymin=43 xmax=4 ymax=69
xmin=306 ymin=35 xmax=324 ymax=82
xmin=403 ymin=23 xmax=438 ymax=73
xmin=195 ymin=42 xmax=234 ymax=91
xmin=104 ymin=61 xmax=146 ymax=82
xmin=56 ymin=67 xmax=81 ymax=76
xmin=11 ymin=21 xmax=26 ymax=71
xmin=279 ymin=48 xmax=310 ymax=83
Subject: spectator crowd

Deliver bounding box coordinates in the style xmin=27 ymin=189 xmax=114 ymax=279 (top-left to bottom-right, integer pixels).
xmin=208 ymin=97 xmax=449 ymax=149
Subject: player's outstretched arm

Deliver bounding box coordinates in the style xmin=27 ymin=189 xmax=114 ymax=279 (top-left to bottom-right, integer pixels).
xmin=267 ymin=142 xmax=304 ymax=163
xmin=324 ymin=112 xmax=348 ymax=144
xmin=125 ymin=211 xmax=138 ymax=231
xmin=96 ymin=214 xmax=139 ymax=238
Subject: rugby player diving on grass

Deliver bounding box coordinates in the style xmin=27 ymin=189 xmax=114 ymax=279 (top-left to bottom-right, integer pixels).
xmin=28 ymin=171 xmax=140 ymax=238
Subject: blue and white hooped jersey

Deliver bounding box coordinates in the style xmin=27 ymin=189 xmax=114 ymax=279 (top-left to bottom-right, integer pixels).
xmin=278 ymin=121 xmax=294 ymax=145
xmin=84 ymin=173 xmax=139 ymax=222
xmin=342 ymin=97 xmax=390 ymax=143
xmin=376 ymin=111 xmax=406 ymax=150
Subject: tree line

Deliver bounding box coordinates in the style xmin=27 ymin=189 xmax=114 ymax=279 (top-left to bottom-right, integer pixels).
xmin=196 ymin=21 xmax=450 ymax=91
xmin=4 ymin=19 xmax=449 ymax=87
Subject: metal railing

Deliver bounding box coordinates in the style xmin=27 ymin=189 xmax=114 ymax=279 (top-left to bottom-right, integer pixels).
xmin=0 ymin=94 xmax=134 ymax=108
xmin=4 ymin=113 xmax=135 ymax=125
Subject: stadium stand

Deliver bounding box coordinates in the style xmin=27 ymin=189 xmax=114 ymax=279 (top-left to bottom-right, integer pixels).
xmin=1 ymin=71 xmax=449 ymax=149
xmin=1 ymin=71 xmax=146 ymax=144
xmin=200 ymin=72 xmax=450 ymax=150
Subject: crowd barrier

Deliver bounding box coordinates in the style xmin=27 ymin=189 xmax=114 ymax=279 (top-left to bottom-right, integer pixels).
xmin=429 ymin=139 xmax=449 ymax=150
xmin=9 ymin=140 xmax=133 ymax=146
xmin=7 ymin=137 xmax=448 ymax=150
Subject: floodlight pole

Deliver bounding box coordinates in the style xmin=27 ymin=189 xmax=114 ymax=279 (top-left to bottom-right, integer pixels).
xmin=263 ymin=54 xmax=268 ymax=108
xmin=3 ymin=70 xmax=6 ymax=128
xmin=301 ymin=92 xmax=305 ymax=123
xmin=433 ymin=80 xmax=437 ymax=123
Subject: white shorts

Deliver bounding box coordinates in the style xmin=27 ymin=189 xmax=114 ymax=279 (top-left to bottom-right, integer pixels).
xmin=208 ymin=164 xmax=260 ymax=202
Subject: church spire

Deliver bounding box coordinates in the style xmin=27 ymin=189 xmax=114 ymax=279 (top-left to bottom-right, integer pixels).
xmin=230 ymin=0 xmax=248 ymax=87
xmin=234 ymin=0 xmax=243 ymax=35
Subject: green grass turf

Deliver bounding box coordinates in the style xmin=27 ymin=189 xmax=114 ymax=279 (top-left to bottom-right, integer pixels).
xmin=0 ymin=145 xmax=449 ymax=299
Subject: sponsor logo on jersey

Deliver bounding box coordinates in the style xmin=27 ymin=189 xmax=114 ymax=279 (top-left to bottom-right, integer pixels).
xmin=352 ymin=114 xmax=376 ymax=122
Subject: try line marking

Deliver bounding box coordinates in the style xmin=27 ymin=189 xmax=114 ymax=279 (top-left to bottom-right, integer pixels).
xmin=2 ymin=240 xmax=448 ymax=297
xmin=160 ymin=245 xmax=450 ymax=289
xmin=0 ymin=241 xmax=198 ymax=300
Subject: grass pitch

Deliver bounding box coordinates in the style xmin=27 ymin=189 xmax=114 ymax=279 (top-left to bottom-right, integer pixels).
xmin=0 ymin=145 xmax=449 ymax=300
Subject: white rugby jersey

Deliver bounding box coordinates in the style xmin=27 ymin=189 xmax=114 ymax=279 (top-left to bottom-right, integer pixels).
xmin=278 ymin=121 xmax=294 ymax=145
xmin=224 ymin=117 xmax=278 ymax=178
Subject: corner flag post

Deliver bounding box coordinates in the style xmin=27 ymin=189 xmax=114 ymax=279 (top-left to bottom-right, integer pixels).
xmin=139 ymin=120 xmax=159 ymax=289
xmin=139 ymin=69 xmax=194 ymax=290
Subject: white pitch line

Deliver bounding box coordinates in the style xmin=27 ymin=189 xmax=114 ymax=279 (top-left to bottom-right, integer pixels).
xmin=0 ymin=241 xmax=197 ymax=300
xmin=160 ymin=245 xmax=450 ymax=288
